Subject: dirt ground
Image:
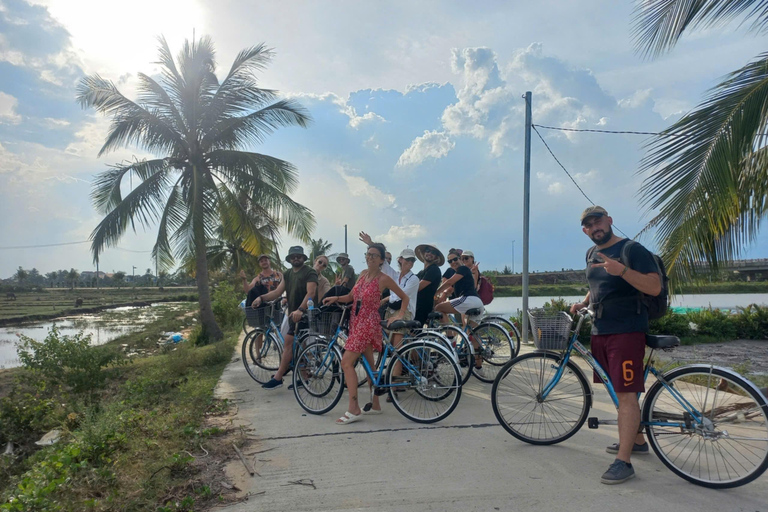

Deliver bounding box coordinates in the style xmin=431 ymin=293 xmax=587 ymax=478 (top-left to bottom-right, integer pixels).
xmin=656 ymin=339 xmax=768 ymax=375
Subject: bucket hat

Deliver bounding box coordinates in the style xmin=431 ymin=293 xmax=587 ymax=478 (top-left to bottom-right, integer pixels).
xmin=285 ymin=246 xmax=308 ymax=263
xmin=414 ymin=244 xmax=445 ymax=266
xmin=336 ymin=252 xmax=350 ymax=263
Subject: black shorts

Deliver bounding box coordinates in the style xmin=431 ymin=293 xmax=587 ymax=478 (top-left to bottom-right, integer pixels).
xmin=287 ymin=318 xmax=309 ymax=337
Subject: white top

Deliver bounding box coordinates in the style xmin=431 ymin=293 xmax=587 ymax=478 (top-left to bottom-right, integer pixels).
xmin=381 ymin=261 xmax=418 ymax=317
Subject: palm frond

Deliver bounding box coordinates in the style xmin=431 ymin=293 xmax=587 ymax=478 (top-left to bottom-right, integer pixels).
xmin=633 ymin=0 xmax=768 ymax=58
xmin=90 ymin=167 xmax=175 ymax=261
xmin=202 ymin=100 xmax=311 ymax=151
xmin=207 ymin=150 xmax=299 ymax=192
xmin=91 ymin=158 xmax=170 ymax=214
xmin=152 ymin=181 xmax=186 ymax=271
xmin=638 ymin=52 xmax=768 ymax=283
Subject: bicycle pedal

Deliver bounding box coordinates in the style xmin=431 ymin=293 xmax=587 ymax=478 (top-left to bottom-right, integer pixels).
xmin=588 ymin=417 xmax=599 ymax=429
xmin=374 ymin=387 xmax=388 ymax=396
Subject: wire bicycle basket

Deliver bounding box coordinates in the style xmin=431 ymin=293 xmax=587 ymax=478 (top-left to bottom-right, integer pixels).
xmin=308 ymin=309 xmax=345 ymax=337
xmin=245 ymin=302 xmax=285 ymax=329
xmin=528 ymin=309 xmax=573 ymax=350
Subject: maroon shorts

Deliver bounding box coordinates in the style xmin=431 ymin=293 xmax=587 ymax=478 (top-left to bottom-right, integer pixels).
xmin=590 ymin=332 xmax=646 ymax=393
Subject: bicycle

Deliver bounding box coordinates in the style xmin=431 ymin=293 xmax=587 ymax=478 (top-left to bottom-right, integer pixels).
xmin=424 ymin=308 xmax=515 ymax=384
xmin=293 ymin=318 xmax=463 ymax=423
xmin=491 ymin=308 xmax=768 ymax=489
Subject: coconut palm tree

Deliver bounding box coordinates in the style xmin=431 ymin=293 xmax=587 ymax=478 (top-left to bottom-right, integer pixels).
xmin=78 ymin=36 xmax=314 ymax=340
xmin=309 ymin=237 xmax=333 ymax=262
xmin=634 ymin=1 xmax=768 ymax=284
xmin=67 ymin=268 xmax=79 ymax=290
xmin=14 ymin=267 xmax=27 ymax=285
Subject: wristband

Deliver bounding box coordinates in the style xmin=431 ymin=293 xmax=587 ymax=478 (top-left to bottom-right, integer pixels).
xmin=620 ymin=266 xmax=629 ymax=278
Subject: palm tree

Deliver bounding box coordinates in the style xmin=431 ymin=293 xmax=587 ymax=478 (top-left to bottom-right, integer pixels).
xmin=45 ymin=271 xmax=57 ymax=288
xmin=14 ymin=267 xmax=27 ymax=285
xmin=309 ymin=237 xmax=333 ymax=262
xmin=67 ymin=268 xmax=79 ymax=290
xmin=78 ymin=36 xmax=315 ymax=340
xmin=634 ymin=1 xmax=768 ymax=284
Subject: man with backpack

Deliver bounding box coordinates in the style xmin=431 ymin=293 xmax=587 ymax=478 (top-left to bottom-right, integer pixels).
xmin=570 ymin=206 xmax=662 ymax=485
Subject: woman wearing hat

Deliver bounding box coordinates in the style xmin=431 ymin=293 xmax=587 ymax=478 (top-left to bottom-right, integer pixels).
xmin=323 ymin=242 xmax=410 ymax=424
xmin=413 ymin=243 xmax=445 ymax=326
xmin=434 ymin=248 xmax=484 ymax=325
xmin=335 ymin=253 xmax=356 ymax=291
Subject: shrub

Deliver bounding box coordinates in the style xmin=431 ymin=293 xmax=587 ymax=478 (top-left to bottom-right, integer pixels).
xmin=649 ymin=312 xmax=692 ymax=337
xmin=733 ymin=304 xmax=768 ymax=340
xmin=16 ymin=327 xmax=125 ymax=394
xmin=686 ymin=308 xmax=737 ymax=340
xmin=210 ymin=281 xmax=243 ymax=331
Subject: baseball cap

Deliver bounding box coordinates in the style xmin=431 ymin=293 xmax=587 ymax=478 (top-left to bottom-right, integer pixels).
xmin=257 ymin=254 xmax=270 ymax=262
xmin=399 ymin=248 xmax=416 ymax=260
xmin=580 ymin=206 xmax=608 ymax=225
xmin=462 ymin=250 xmax=475 ymax=258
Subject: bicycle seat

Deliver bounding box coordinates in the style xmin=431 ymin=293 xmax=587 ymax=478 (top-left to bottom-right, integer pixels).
xmin=427 ymin=312 xmax=443 ymax=320
xmin=466 ymin=308 xmax=483 ymax=316
xmin=645 ymin=334 xmax=680 ymax=349
xmin=381 ymin=320 xmax=421 ymax=330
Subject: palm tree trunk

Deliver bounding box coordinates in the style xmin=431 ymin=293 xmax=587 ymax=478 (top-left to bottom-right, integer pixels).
xmin=192 ymin=165 xmax=223 ymax=342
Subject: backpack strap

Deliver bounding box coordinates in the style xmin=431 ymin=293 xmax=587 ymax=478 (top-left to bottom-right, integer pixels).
xmin=619 ymin=239 xmax=643 ymax=314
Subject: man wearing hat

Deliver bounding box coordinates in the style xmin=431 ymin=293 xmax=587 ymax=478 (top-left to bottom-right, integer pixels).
xmin=252 ymin=246 xmax=318 ymax=390
xmin=335 ymin=252 xmax=356 ymax=291
xmin=239 ymin=254 xmax=283 ymax=298
xmin=414 ymin=243 xmax=445 ymax=326
xmin=570 ymin=206 xmax=661 ymax=484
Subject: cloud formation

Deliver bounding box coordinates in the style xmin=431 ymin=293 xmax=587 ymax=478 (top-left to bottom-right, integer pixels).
xmin=396 ymin=130 xmax=454 ymax=167
xmin=377 ymin=224 xmax=426 ymax=247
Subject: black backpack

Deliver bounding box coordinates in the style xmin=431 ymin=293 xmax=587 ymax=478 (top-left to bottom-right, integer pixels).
xmin=587 ymin=240 xmax=669 ymax=320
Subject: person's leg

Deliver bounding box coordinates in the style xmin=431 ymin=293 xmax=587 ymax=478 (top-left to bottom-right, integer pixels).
xmin=362 ymin=345 xmax=381 ymax=411
xmin=274 ymin=333 xmax=294 ymax=381
xmin=390 ymin=332 xmax=403 ymax=376
xmin=435 ymin=300 xmax=461 ymax=326
xmin=615 ymin=392 xmax=641 ymax=464
xmin=340 ymin=349 xmax=362 ymax=417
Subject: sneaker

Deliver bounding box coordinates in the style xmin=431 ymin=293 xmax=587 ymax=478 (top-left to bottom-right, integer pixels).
xmin=262 ymin=378 xmax=283 ymax=390
xmin=287 ymin=380 xmax=304 ymax=391
xmin=606 ymin=442 xmax=649 ymax=455
xmin=600 ymin=459 xmax=635 ymax=485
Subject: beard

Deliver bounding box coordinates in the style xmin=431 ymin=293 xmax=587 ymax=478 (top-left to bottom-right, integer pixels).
xmin=291 ymin=259 xmax=305 ymax=269
xmin=590 ymin=226 xmax=613 ymax=245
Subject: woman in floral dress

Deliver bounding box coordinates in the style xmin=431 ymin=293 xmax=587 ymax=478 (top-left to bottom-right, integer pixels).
xmin=323 ymin=243 xmax=410 ymax=424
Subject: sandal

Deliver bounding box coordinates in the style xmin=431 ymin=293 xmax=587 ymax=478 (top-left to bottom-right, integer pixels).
xmin=362 ymin=402 xmax=382 ymax=415
xmin=336 ymin=411 xmax=362 ymax=425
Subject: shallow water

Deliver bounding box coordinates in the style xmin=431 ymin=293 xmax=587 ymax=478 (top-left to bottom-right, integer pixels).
xmin=0 ymin=303 xmax=189 ymax=368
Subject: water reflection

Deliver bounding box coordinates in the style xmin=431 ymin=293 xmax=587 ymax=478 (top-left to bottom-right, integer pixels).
xmin=0 ymin=303 xmax=188 ymax=369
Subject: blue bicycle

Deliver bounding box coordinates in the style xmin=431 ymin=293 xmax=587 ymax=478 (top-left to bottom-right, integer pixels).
xmin=491 ymin=308 xmax=768 ymax=488
xmin=293 ymin=316 xmax=463 ymax=423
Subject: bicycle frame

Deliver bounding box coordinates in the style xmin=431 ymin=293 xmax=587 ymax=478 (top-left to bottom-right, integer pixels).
xmin=538 ymin=312 xmax=706 ymax=430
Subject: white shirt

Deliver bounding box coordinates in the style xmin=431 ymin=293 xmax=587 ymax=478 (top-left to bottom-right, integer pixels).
xmin=381 ymin=261 xmax=418 ymax=317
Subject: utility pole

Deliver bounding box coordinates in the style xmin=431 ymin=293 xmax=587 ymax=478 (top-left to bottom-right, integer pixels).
xmin=132 ymin=265 xmax=136 ymax=287
xmin=522 ymin=92 xmax=532 ymax=344
xmin=344 ymin=224 xmax=348 ymax=254
xmin=511 ymin=240 xmax=515 ymax=274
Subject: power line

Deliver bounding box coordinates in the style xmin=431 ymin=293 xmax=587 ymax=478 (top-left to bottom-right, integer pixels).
xmin=0 ymin=240 xmax=150 ymax=253
xmin=531 ymin=124 xmax=629 ymax=239
xmin=534 ymin=123 xmax=768 ymax=138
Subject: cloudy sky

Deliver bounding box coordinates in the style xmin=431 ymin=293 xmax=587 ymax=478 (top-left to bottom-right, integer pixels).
xmin=1 ymin=0 xmax=767 ymax=278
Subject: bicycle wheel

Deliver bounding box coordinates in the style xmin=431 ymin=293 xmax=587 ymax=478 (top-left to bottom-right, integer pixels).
xmin=386 ymin=341 xmax=462 ymax=423
xmin=242 ymin=317 xmax=249 ymax=335
xmin=417 ymin=326 xmax=473 ymax=385
xmin=491 ymin=352 xmax=591 ymax=445
xmin=470 ymin=322 xmax=514 ymax=383
xmin=293 ymin=342 xmax=345 ymax=415
xmin=642 ymin=365 xmax=768 ymax=489
xmin=242 ymin=330 xmax=283 ymax=384
xmin=482 ymin=315 xmax=521 ymax=358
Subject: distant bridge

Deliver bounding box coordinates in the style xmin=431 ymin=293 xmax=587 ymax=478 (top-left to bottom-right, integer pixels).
xmin=494 ymin=259 xmax=768 ymax=286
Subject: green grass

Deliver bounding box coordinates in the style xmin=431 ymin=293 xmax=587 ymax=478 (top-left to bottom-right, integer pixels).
xmin=493 ymin=280 xmax=768 ymax=298
xmin=0 ymin=288 xmax=197 ymax=323
xmin=0 ymin=308 xmax=239 ymax=511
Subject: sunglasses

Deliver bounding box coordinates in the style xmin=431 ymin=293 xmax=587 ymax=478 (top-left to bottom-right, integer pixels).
xmin=462 ymin=256 xmax=472 ymax=260
xmin=317 ymin=261 xmax=328 ymax=267
xmin=447 ymin=257 xmax=459 ymax=263
xmin=289 ymin=255 xmax=304 ymax=261
xmin=364 ymin=252 xmax=381 ymax=259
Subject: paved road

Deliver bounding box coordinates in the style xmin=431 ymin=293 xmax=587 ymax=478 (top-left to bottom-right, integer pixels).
xmin=212 ymin=337 xmax=768 ymax=512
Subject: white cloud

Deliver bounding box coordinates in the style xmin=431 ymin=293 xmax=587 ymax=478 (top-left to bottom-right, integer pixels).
xmin=619 ymin=88 xmax=652 ymax=109
xmin=336 ymin=167 xmax=396 ymax=208
xmin=396 ymin=130 xmax=455 ymax=167
xmin=0 ymin=91 xmax=21 ymax=124
xmin=377 ymin=224 xmax=426 ymax=247
xmin=43 ymin=117 xmax=71 ymax=128
xmin=547 ymin=182 xmax=565 ymax=195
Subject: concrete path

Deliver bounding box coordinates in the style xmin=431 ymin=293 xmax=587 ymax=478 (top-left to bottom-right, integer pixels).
xmin=212 ymin=337 xmax=768 ymax=512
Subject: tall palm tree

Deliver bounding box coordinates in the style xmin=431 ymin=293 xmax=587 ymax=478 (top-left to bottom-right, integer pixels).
xmin=78 ymin=36 xmax=315 ymax=340
xmin=634 ymin=1 xmax=768 ymax=284
xmin=309 ymin=237 xmax=333 ymax=262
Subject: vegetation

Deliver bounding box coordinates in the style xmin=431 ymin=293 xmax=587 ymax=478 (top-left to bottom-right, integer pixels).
xmin=78 ymin=36 xmax=315 ymax=342
xmin=492 ymin=280 xmax=768 ymax=298
xmin=633 ymin=0 xmax=768 ymax=285
xmin=0 ymin=287 xmax=239 ymax=511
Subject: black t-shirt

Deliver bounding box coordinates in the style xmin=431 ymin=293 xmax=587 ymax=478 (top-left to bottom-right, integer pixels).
xmin=452 ymin=265 xmax=478 ymax=298
xmin=246 ymin=283 xmax=269 ymax=308
xmin=586 ymin=239 xmax=658 ymax=335
xmin=442 ymin=268 xmax=455 ymax=280
xmin=415 ymin=264 xmax=442 ymax=322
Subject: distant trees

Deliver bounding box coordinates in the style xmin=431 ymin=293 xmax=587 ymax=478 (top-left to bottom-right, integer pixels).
xmin=14 ymin=267 xmax=28 ymax=284
xmin=113 ymin=271 xmax=126 ymax=289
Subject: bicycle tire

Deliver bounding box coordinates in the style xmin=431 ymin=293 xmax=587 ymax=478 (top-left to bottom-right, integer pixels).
xmin=482 ymin=315 xmax=521 ymax=358
xmin=242 ymin=330 xmax=283 ymax=384
xmin=491 ymin=352 xmax=591 ymax=445
xmin=386 ymin=340 xmax=462 ymax=424
xmin=242 ymin=317 xmax=249 ymax=335
xmin=417 ymin=326 xmax=473 ymax=385
xmin=642 ymin=365 xmax=768 ymax=489
xmin=293 ymin=342 xmax=345 ymax=415
xmin=470 ymin=322 xmax=514 ymax=383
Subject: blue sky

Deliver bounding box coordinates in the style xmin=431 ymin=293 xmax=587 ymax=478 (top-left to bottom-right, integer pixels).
xmin=1 ymin=0 xmax=767 ymax=278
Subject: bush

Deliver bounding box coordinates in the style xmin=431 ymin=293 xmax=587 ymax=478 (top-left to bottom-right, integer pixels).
xmin=210 ymin=282 xmax=243 ymax=331
xmin=733 ymin=304 xmax=768 ymax=339
xmin=16 ymin=327 xmax=125 ymax=394
xmin=649 ymin=312 xmax=692 ymax=337
xmin=0 ymin=378 xmax=65 ymax=447
xmin=686 ymin=308 xmax=737 ymax=340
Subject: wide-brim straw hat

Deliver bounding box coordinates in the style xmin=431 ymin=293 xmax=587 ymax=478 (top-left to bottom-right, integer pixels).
xmin=414 ymin=244 xmax=445 ymax=266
